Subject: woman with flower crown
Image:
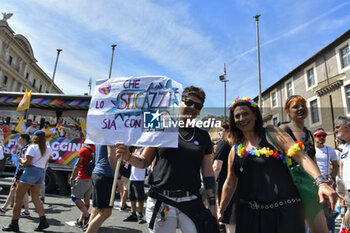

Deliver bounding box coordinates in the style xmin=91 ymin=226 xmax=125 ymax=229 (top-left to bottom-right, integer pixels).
xmin=218 ymin=97 xmax=338 ymax=233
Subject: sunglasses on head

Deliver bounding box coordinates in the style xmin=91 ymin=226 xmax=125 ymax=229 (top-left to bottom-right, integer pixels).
xmin=182 ymin=97 xmax=203 ymax=110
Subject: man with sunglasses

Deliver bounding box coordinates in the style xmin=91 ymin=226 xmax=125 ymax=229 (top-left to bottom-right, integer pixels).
xmin=313 ymin=127 xmax=339 ymax=233
xmin=115 ymin=86 xmax=219 ymax=233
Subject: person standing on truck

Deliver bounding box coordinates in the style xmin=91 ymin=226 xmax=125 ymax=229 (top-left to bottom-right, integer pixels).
xmin=41 ymin=121 xmax=55 ymax=137
xmin=0 ymin=120 xmax=11 ymax=145
xmin=70 ymin=144 xmax=96 ymax=230
xmin=20 ymin=119 xmax=32 ymax=134
xmin=25 ymin=121 xmax=38 ymax=135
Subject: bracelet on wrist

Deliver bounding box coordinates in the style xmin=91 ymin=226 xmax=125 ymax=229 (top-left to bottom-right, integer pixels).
xmin=314 ymin=175 xmax=328 ymax=187
xmin=287 ymin=140 xmax=304 ymax=157
xmin=207 ymin=196 xmax=216 ymax=206
xmin=318 ymin=183 xmax=335 ymax=191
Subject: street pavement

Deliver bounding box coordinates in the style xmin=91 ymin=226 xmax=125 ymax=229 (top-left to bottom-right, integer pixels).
xmin=0 ymin=177 xmax=149 ymax=233
xmin=0 ymin=177 xmax=345 ymax=233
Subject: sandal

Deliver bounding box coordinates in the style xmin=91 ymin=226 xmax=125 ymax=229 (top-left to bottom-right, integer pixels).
xmin=0 ymin=208 xmax=6 ymax=213
xmin=20 ymin=211 xmax=30 ymax=217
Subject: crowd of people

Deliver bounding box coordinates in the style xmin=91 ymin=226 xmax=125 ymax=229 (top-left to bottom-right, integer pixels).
xmin=0 ymin=85 xmax=350 ymax=233
xmin=18 ymin=119 xmax=84 ymax=139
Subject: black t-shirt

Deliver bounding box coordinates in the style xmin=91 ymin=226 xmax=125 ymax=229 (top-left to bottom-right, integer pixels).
xmin=213 ymin=140 xmax=231 ymax=194
xmin=150 ymin=127 xmax=212 ymax=193
xmin=119 ymin=161 xmax=131 ymax=178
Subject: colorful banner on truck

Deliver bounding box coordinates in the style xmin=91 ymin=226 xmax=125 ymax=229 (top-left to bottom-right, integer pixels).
xmin=4 ymin=134 xmax=85 ymax=165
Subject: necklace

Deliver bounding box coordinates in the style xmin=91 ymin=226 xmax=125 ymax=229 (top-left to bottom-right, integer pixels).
xmin=179 ymin=128 xmax=196 ymax=142
xmin=235 ymin=142 xmax=287 ymax=168
xmin=239 ymin=157 xmax=245 ymax=172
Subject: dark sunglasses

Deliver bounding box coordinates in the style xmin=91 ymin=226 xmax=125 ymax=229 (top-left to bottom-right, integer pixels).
xmin=315 ymin=134 xmax=326 ymax=138
xmin=183 ymin=98 xmax=203 ymax=110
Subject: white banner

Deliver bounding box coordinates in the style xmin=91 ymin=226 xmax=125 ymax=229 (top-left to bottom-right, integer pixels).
xmin=85 ymin=76 xmax=183 ymax=147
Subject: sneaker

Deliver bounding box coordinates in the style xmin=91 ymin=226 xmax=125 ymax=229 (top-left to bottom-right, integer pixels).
xmin=20 ymin=211 xmax=30 ymax=217
xmin=75 ymin=219 xmax=83 ymax=228
xmin=34 ymin=219 xmax=49 ymax=231
xmin=2 ymin=223 xmax=19 ymax=231
xmin=139 ymin=218 xmax=147 ymax=224
xmin=0 ymin=208 xmax=6 ymax=214
xmin=123 ymin=213 xmax=138 ymax=222
xmin=138 ymin=213 xmax=147 ymax=224
xmin=120 ymin=205 xmax=131 ymax=211
xmin=82 ymin=215 xmax=90 ymax=230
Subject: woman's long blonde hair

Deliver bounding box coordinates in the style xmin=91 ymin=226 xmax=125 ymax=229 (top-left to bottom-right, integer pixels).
xmin=32 ymin=135 xmax=46 ymax=156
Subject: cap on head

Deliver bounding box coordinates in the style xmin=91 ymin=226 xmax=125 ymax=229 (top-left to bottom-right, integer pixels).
xmin=313 ymin=128 xmax=327 ymax=136
xmin=0 ymin=120 xmax=5 ymax=124
xmin=32 ymin=121 xmax=38 ymax=126
xmin=34 ymin=130 xmax=45 ymax=137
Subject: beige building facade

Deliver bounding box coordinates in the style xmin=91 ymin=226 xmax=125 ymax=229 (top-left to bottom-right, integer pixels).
xmin=0 ymin=15 xmax=62 ymax=94
xmin=258 ymin=30 xmax=350 ymax=147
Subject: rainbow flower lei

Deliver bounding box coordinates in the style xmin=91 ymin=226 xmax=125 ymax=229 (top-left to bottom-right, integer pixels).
xmin=235 ymin=140 xmax=305 ymax=166
xmin=229 ymin=97 xmax=258 ymax=111
xmin=235 ymin=143 xmax=288 ymax=164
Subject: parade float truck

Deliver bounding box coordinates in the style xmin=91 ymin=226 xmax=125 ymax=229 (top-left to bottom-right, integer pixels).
xmin=0 ymin=92 xmax=91 ymax=195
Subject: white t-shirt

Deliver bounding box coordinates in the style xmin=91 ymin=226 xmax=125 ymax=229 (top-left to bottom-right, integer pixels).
xmin=130 ymin=166 xmax=145 ymax=181
xmin=315 ymin=145 xmax=338 ymax=177
xmin=130 ymin=147 xmax=146 ymax=181
xmin=340 ymin=143 xmax=350 ymax=189
xmin=0 ymin=146 xmax=4 ymax=160
xmin=25 ymin=144 xmax=51 ymax=169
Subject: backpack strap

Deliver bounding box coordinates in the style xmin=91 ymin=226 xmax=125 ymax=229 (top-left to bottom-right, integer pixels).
xmin=83 ymin=146 xmax=94 ymax=160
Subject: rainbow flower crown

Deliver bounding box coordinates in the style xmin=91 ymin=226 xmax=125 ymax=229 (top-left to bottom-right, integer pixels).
xmin=228 ymin=97 xmax=258 ymax=110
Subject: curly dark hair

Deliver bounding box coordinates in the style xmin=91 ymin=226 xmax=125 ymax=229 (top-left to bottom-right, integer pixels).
xmin=182 ymin=86 xmax=206 ymax=104
xmin=228 ymin=101 xmax=264 ymax=144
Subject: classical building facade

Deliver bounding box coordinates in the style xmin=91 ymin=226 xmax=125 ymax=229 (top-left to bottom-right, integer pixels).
xmin=0 ymin=15 xmax=62 ymax=94
xmin=258 ymin=29 xmax=350 ymax=146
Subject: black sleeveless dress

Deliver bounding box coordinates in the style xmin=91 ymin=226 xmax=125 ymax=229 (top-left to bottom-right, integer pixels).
xmin=233 ymin=132 xmax=305 ymax=233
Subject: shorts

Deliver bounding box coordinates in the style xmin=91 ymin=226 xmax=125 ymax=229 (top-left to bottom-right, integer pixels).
xmin=20 ymin=166 xmax=45 ymax=185
xmin=121 ymin=176 xmax=130 ymax=191
xmin=129 ymin=180 xmax=145 ymax=202
xmin=71 ymin=179 xmax=92 ymax=199
xmin=146 ymin=196 xmax=198 ymax=233
xmin=92 ymin=173 xmax=113 ymax=209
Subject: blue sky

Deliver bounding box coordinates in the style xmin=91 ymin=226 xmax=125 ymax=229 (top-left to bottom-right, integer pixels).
xmin=2 ymin=0 xmax=350 ymax=107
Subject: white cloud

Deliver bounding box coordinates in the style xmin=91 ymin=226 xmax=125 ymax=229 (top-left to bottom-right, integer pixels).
xmin=2 ymin=0 xmax=350 ymax=107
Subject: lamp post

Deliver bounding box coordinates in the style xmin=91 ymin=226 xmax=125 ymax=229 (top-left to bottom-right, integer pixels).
xmin=219 ymin=63 xmax=229 ymax=122
xmin=254 ymin=14 xmax=262 ymax=107
xmin=49 ymin=49 xmax=62 ymax=93
xmin=88 ymin=77 xmax=92 ymax=96
xmin=108 ymin=44 xmax=117 ymax=79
